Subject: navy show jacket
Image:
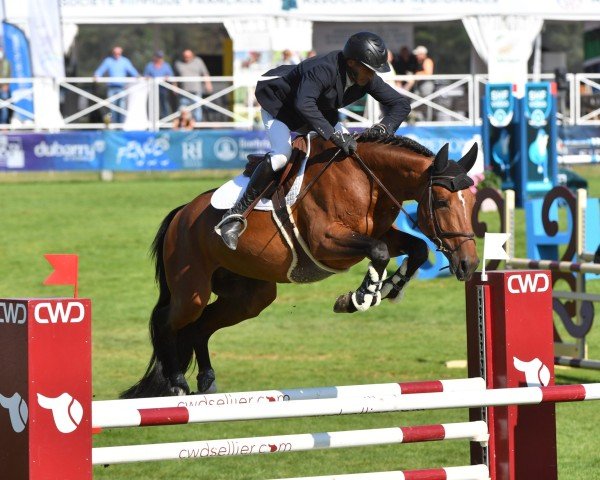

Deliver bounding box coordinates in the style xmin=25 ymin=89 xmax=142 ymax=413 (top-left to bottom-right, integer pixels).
xmin=255 ymin=50 xmax=411 ymax=140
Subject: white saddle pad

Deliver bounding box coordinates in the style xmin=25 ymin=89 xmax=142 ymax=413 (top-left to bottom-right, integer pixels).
xmin=211 ymin=134 xmax=313 ymax=211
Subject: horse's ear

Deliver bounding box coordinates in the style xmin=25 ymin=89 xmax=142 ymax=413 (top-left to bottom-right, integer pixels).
xmin=433 ymin=143 xmax=449 ymax=173
xmin=458 ymin=143 xmax=478 ymax=173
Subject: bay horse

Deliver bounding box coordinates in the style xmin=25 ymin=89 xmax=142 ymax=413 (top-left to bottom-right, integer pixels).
xmin=122 ymin=134 xmax=479 ymax=398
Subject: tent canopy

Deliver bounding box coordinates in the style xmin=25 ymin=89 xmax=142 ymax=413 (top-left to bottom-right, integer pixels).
xmin=4 ymin=0 xmax=600 ymax=24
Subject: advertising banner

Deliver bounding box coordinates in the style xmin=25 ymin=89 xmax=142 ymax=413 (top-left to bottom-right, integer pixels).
xmin=102 ymin=130 xmax=271 ymax=171
xmin=557 ymin=125 xmax=600 ymax=164
xmin=482 ymin=83 xmax=520 ymax=189
xmin=399 ymin=125 xmax=483 ymax=176
xmin=523 ymin=82 xmax=556 ymax=192
xmin=0 ymin=127 xmax=483 ymax=172
xmin=2 ymin=22 xmax=34 ymax=123
xmin=0 ymin=132 xmax=103 ymax=170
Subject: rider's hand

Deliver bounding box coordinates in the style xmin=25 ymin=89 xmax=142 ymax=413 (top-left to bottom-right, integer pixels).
xmin=361 ymin=123 xmax=387 ymax=140
xmin=330 ymin=131 xmax=357 ymax=156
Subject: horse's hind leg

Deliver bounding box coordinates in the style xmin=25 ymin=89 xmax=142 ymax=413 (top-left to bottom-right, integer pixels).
xmin=146 ymin=256 xmax=213 ymax=396
xmin=187 ymin=269 xmax=277 ymax=393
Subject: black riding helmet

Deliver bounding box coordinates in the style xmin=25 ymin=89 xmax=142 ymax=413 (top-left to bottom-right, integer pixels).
xmin=342 ymin=32 xmax=390 ymax=73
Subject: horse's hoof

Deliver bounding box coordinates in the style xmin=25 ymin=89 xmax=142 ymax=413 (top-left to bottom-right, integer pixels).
xmin=197 ymin=369 xmax=218 ymax=394
xmin=334 ymin=292 xmax=355 ymax=313
xmin=169 ymin=386 xmax=188 ymax=396
xmin=169 ymin=373 xmax=190 ymax=396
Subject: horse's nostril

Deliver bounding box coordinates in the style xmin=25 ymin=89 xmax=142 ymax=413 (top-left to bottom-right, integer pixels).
xmin=460 ymin=260 xmax=469 ymax=273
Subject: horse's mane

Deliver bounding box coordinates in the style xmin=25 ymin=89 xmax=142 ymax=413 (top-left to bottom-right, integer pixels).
xmin=357 ymin=134 xmax=434 ymax=158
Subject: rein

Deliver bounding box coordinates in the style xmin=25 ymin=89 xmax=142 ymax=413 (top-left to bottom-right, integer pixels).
xmin=351 ymin=150 xmax=474 ymax=256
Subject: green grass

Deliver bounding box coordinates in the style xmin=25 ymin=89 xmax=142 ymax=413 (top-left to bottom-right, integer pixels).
xmin=1 ymin=166 xmax=599 ymax=479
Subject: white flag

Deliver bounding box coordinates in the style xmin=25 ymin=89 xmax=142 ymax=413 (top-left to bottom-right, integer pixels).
xmin=481 ymin=232 xmax=511 ymax=281
xmin=483 ymin=233 xmax=511 ymax=260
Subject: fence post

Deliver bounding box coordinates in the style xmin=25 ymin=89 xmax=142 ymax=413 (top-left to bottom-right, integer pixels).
xmin=466 ymin=270 xmax=557 ymax=480
xmin=0 ymin=298 xmax=92 ymax=480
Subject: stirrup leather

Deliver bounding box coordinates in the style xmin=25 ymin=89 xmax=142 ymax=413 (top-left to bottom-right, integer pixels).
xmin=214 ymin=214 xmax=248 ymax=236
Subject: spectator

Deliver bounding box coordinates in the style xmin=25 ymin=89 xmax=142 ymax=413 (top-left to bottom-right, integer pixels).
xmin=94 ymin=46 xmax=139 ymax=124
xmin=412 ymin=45 xmax=435 ymax=120
xmin=393 ymin=46 xmax=417 ymax=91
xmin=306 ymin=50 xmax=317 ymax=59
xmin=143 ymin=50 xmax=174 ymax=118
xmin=0 ymin=47 xmax=11 ymax=125
xmin=242 ymin=51 xmax=261 ymax=70
xmin=174 ymin=49 xmax=213 ymax=122
xmin=172 ymin=107 xmax=195 ymax=130
xmin=281 ymin=49 xmax=300 ymax=65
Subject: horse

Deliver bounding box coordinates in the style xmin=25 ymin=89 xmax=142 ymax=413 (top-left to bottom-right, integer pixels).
xmin=121 ymin=134 xmax=480 ymax=398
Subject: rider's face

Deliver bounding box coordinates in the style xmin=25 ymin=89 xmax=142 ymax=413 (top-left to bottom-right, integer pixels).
xmin=347 ymin=60 xmax=375 ymax=86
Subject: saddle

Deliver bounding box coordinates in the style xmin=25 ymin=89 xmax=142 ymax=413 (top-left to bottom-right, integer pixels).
xmin=242 ymin=135 xmax=309 ymax=201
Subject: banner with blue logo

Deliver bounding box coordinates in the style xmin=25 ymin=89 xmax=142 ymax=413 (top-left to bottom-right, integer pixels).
xmin=522 ymin=82 xmax=557 ymax=197
xmin=398 ymin=125 xmax=482 ymax=162
xmin=0 ymin=127 xmax=483 ymax=172
xmin=558 ymin=125 xmax=600 ymax=164
xmin=485 ymin=83 xmax=514 ymax=127
xmin=2 ymin=22 xmax=34 ymax=123
xmin=102 ymin=130 xmax=271 ymax=171
xmin=0 ymin=132 xmax=103 ymax=170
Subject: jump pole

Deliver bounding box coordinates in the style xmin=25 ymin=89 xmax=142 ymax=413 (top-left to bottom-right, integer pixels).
xmin=0 ymin=269 xmax=586 ymax=479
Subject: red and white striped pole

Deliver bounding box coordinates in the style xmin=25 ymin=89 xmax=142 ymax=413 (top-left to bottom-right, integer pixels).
xmin=92 ymin=420 xmax=488 ymax=465
xmin=92 ymin=377 xmax=485 ymax=429
xmin=273 ymin=464 xmax=491 ymax=480
xmin=92 ymin=382 xmax=600 ymax=429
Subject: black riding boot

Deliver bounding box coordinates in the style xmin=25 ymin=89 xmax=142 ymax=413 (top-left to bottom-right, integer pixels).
xmin=216 ymin=154 xmax=275 ymax=250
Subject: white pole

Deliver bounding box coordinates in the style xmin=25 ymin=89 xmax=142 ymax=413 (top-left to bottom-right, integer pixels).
xmin=93 ymin=383 xmax=600 ymax=430
xmin=92 ymin=421 xmax=488 ymax=465
xmin=93 ymin=377 xmax=485 ymax=428
xmin=273 ymin=464 xmax=491 ymax=480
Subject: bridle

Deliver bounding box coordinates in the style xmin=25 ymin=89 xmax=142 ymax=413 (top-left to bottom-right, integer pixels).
xmin=422 ymin=174 xmax=475 ymax=256
xmin=350 ymin=150 xmax=475 ymax=257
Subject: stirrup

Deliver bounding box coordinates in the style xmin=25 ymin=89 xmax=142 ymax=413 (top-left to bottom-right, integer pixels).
xmin=214 ymin=213 xmax=248 ymax=236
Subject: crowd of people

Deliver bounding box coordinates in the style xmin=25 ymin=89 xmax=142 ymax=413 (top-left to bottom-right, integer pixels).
xmin=0 ymin=41 xmax=435 ymax=127
xmin=93 ymin=45 xmax=214 ymax=125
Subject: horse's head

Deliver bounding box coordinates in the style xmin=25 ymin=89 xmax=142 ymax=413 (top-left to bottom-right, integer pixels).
xmin=417 ymin=143 xmax=480 ymax=281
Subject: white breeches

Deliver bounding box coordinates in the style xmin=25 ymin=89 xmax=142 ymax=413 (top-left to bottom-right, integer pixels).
xmin=261 ymin=108 xmax=348 ymax=171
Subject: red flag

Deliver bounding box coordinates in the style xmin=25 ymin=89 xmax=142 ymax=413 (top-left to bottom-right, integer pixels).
xmin=43 ymin=254 xmax=79 ymax=297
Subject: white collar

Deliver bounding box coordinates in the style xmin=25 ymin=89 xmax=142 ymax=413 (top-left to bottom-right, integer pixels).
xmin=345 ymin=73 xmax=355 ymax=91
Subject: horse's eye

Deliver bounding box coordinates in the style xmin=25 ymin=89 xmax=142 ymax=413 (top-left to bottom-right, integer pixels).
xmin=433 ymin=199 xmax=449 ymax=209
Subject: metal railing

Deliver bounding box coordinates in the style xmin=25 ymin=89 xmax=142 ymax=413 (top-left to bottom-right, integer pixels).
xmin=0 ymin=73 xmax=596 ymax=131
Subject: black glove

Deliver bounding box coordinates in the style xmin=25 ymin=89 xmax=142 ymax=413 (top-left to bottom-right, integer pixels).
xmin=361 ymin=123 xmax=387 ymax=140
xmin=330 ymin=131 xmax=357 ymax=156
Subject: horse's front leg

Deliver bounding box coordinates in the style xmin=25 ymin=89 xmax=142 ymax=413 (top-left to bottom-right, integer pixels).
xmin=378 ymin=227 xmax=428 ymax=303
xmin=320 ymin=225 xmax=390 ymax=313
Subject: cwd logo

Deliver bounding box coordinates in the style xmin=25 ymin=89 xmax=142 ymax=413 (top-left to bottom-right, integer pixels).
xmin=507 ymin=273 xmax=550 ymax=294
xmin=0 ymin=302 xmax=27 ymax=324
xmin=34 ymin=302 xmax=85 ymax=324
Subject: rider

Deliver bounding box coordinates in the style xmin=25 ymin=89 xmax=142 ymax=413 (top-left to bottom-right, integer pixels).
xmin=216 ymin=32 xmax=412 ymax=250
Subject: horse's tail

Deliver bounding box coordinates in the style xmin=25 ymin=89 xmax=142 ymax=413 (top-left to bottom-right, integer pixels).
xmin=120 ymin=204 xmax=189 ymax=399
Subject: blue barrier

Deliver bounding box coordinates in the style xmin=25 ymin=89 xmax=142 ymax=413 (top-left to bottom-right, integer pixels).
xmin=395 ymin=203 xmax=450 ymax=280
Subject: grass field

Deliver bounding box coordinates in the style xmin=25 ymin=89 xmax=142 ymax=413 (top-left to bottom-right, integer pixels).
xmin=1 ymin=165 xmax=599 ymax=479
